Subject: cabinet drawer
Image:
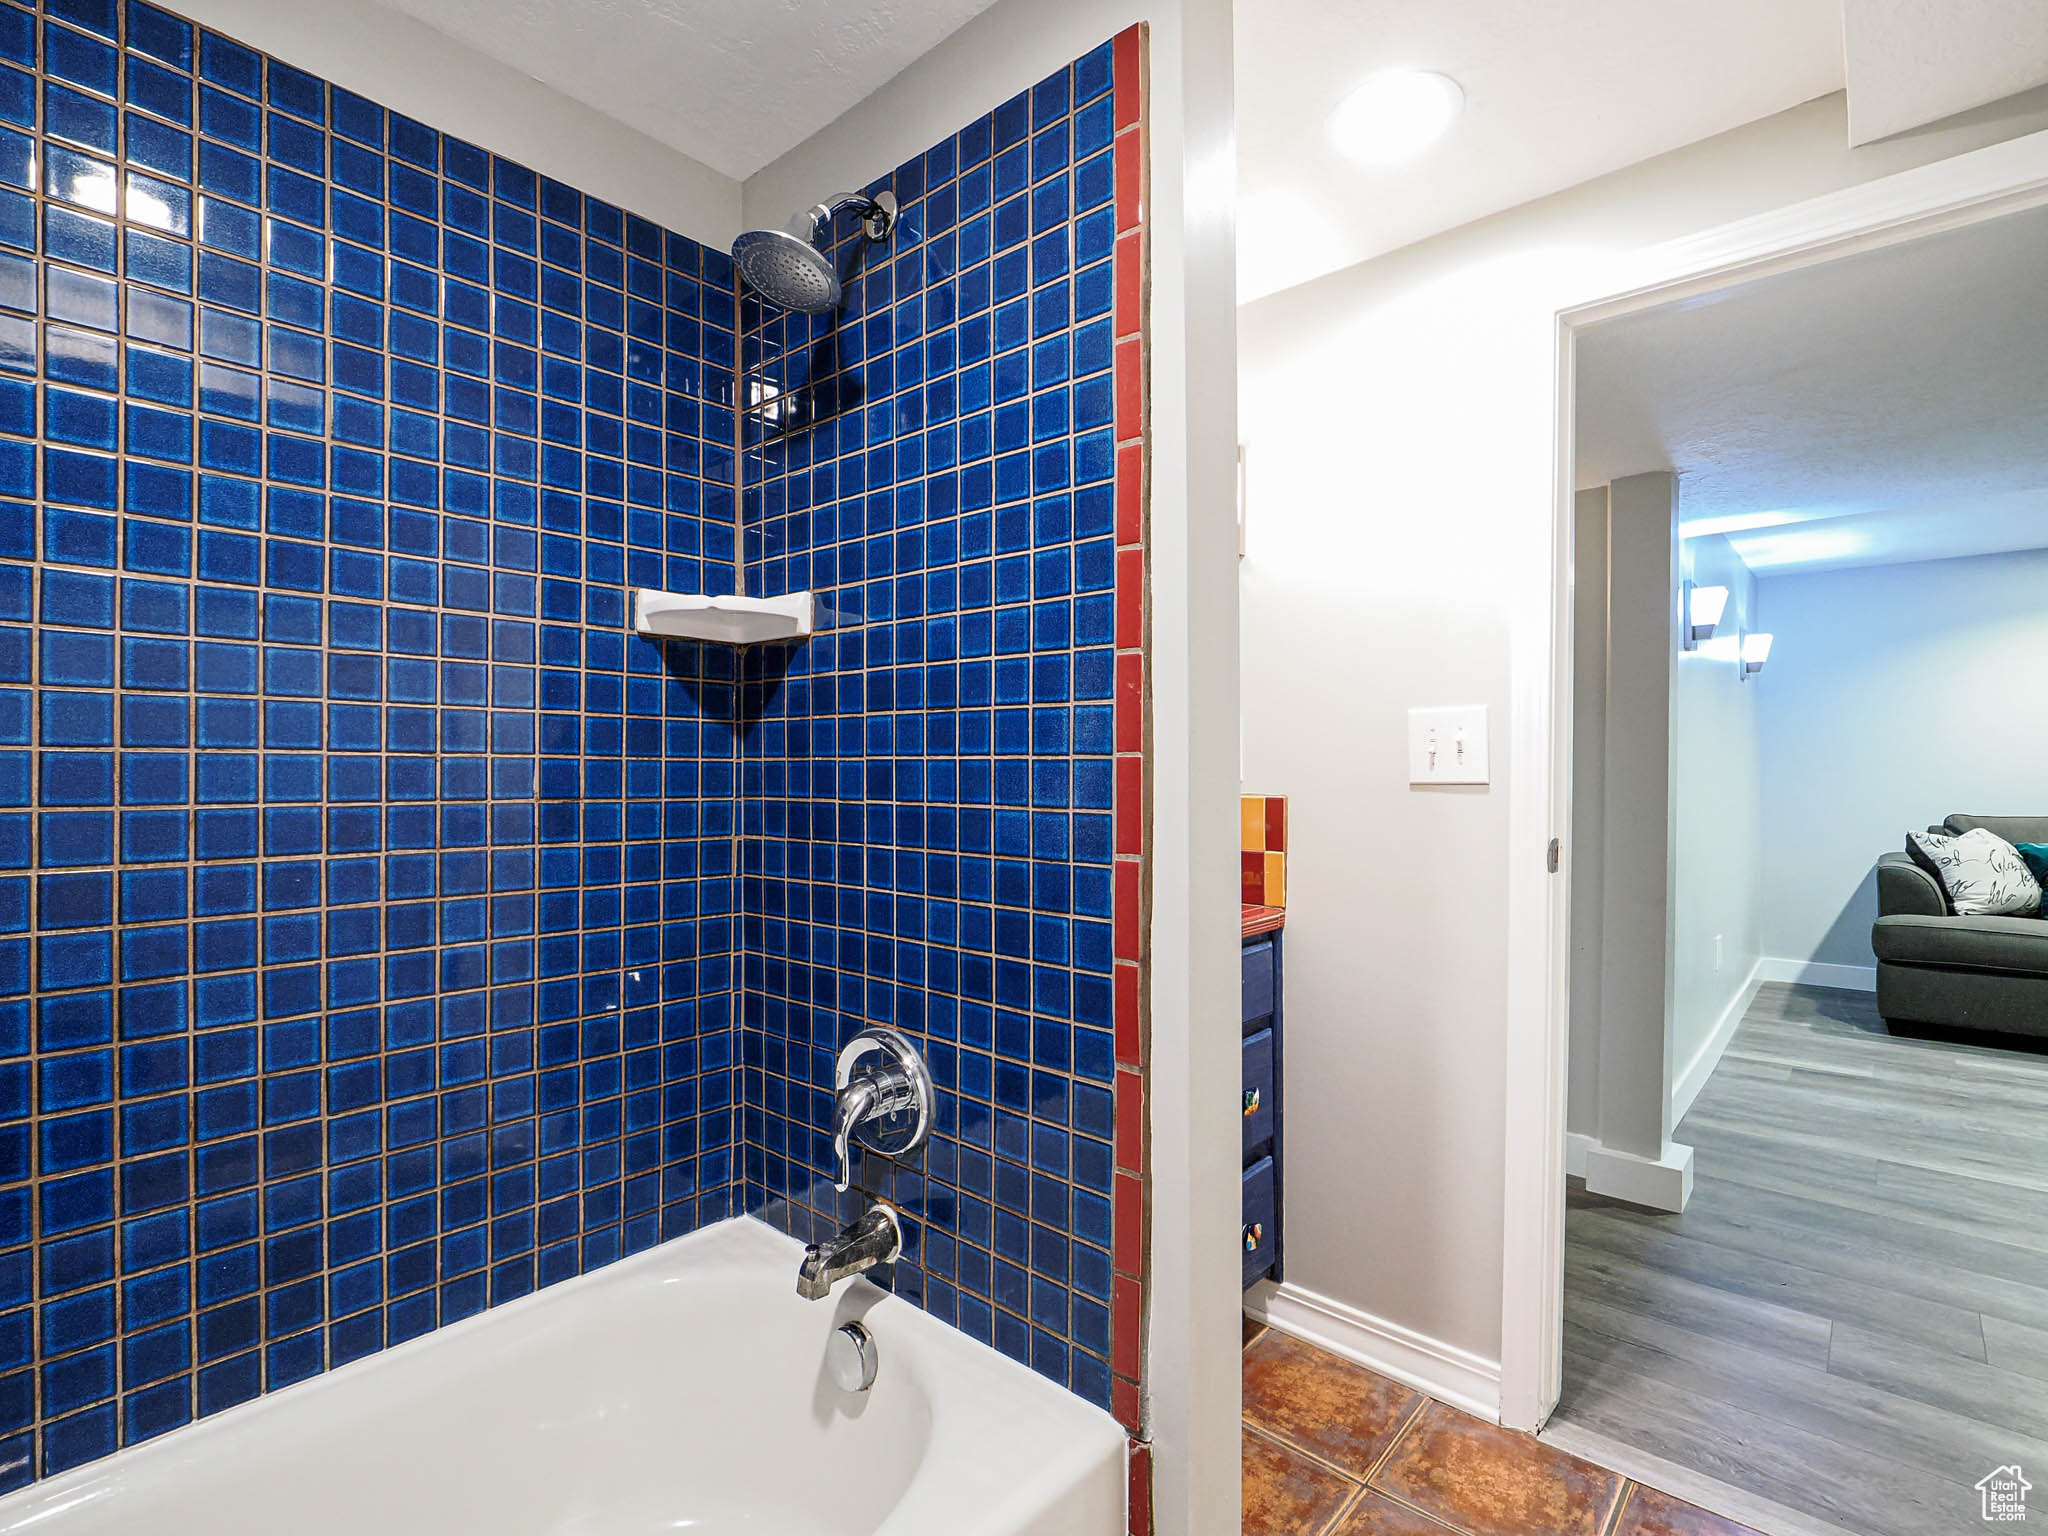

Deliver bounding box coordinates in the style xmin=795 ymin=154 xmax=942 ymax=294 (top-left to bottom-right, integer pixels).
xmin=1241 ymin=1155 xmax=1276 ymax=1289
xmin=1241 ymin=1027 xmax=1275 ymax=1158
xmin=1241 ymin=939 xmax=1275 ymax=1032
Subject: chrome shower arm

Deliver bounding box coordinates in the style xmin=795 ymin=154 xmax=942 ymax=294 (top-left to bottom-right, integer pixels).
xmin=797 ymin=191 xmax=898 ymax=243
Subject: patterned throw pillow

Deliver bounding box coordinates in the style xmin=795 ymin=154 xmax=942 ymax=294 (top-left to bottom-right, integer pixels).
xmin=1906 ymin=828 xmax=2044 ymax=917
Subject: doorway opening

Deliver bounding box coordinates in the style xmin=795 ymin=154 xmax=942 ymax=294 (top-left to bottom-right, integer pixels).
xmin=1547 ymin=195 xmax=2048 ymax=1536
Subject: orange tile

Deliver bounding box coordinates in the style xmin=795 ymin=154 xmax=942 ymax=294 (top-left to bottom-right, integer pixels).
xmin=1613 ymin=1485 xmax=1768 ymax=1536
xmin=1244 ymin=1426 xmax=1358 ymax=1536
xmin=1241 ymin=795 xmax=1266 ymax=853
xmin=1242 ymin=1330 xmax=1423 ymax=1479
xmin=1328 ymin=1487 xmax=1461 ymax=1535
xmin=1371 ymin=1401 xmax=1624 ymax=1536
xmin=1263 ymin=850 xmax=1286 ymax=907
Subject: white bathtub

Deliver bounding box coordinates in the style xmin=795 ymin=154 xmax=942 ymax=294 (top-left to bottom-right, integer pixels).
xmin=0 ymin=1216 xmax=1126 ymax=1535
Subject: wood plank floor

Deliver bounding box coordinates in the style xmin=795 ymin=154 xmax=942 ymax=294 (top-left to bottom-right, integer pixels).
xmin=1549 ymin=982 xmax=2048 ymax=1536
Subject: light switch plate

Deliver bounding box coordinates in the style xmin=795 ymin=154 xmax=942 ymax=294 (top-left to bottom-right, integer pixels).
xmin=1408 ymin=705 xmax=1489 ymax=785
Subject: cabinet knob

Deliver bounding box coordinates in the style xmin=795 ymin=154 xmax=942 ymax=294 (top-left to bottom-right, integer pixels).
xmin=1242 ymin=1087 xmax=1261 ymax=1116
xmin=1243 ymin=1221 xmax=1263 ymax=1252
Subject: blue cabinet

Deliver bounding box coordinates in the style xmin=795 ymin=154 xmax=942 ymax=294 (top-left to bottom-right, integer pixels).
xmin=1242 ymin=932 xmax=1283 ymax=1288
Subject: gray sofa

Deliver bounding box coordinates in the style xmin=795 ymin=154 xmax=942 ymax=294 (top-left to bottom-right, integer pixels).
xmin=1873 ymin=814 xmax=2048 ymax=1041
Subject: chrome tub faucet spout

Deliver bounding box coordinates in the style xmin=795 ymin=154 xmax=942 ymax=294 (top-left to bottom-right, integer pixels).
xmin=796 ymin=1204 xmax=901 ymax=1301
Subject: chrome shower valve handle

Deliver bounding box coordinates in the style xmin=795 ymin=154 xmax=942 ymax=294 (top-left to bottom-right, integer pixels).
xmin=831 ymin=1028 xmax=934 ymax=1193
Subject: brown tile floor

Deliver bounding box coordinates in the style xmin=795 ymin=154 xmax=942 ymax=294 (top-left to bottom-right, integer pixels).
xmin=1242 ymin=1321 xmax=1765 ymax=1536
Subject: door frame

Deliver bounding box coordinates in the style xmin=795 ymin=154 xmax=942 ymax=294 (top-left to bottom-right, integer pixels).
xmin=1497 ymin=123 xmax=2048 ymax=1432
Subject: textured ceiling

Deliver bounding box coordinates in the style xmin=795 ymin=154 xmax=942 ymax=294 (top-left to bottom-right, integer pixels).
xmin=378 ymin=0 xmax=1001 ymax=180
xmin=1234 ymin=0 xmax=1845 ymax=303
xmin=1577 ymin=202 xmax=2048 ymax=575
xmin=1843 ymin=0 xmax=2048 ymax=144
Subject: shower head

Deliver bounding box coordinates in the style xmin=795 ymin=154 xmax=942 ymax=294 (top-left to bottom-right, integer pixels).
xmin=733 ymin=191 xmax=897 ymax=314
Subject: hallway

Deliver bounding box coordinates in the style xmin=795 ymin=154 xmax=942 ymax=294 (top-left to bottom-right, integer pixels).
xmin=1550 ymin=983 xmax=2048 ymax=1536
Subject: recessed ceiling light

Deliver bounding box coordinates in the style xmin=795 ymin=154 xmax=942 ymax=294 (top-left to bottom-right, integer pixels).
xmin=1330 ymin=70 xmax=1464 ymax=165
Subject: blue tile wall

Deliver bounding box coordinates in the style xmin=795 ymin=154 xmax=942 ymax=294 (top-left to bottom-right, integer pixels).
xmin=0 ymin=0 xmax=743 ymax=1488
xmin=736 ymin=39 xmax=1125 ymax=1413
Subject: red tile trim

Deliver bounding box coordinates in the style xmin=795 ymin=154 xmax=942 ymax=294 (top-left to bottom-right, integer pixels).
xmin=1113 ymin=335 xmax=1143 ymax=440
xmin=1106 ymin=18 xmax=1149 ymax=1458
xmin=1113 ymin=859 xmax=1140 ymax=963
xmin=1114 ymin=547 xmax=1144 ymax=650
xmin=1114 ymin=1068 xmax=1143 ymax=1172
xmin=1112 ymin=1274 xmax=1143 ymax=1379
xmin=1114 ymin=652 xmax=1143 ymax=752
xmin=1113 ymin=1171 xmax=1143 ymax=1278
xmin=1114 ymin=1375 xmax=1142 ymax=1435
xmin=1114 ymin=757 xmax=1143 ymax=856
xmin=1114 ymin=28 xmax=1141 ymax=130
xmin=1115 ymin=443 xmax=1143 ymax=544
xmin=1114 ymin=960 xmax=1141 ymax=1065
xmin=1127 ymin=1439 xmax=1154 ymax=1535
xmin=1114 ymin=129 xmax=1142 ymax=234
xmin=1114 ymin=232 xmax=1142 ymax=340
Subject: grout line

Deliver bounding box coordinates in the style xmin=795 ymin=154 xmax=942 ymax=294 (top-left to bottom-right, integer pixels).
xmin=1362 ymin=1394 xmax=1427 ymax=1485
xmin=1312 ymin=1479 xmax=1367 ymax=1536
xmin=1602 ymin=1480 xmax=1639 ymax=1536
xmin=1240 ymin=1412 xmax=1388 ymax=1492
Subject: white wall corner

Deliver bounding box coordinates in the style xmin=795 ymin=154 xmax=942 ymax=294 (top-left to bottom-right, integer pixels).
xmin=167 ymin=0 xmax=741 ymax=245
xmin=1669 ymin=958 xmax=1762 ymax=1127
xmin=1581 ymin=1140 xmax=1694 ymax=1213
xmin=1249 ymin=1280 xmax=1504 ymax=1424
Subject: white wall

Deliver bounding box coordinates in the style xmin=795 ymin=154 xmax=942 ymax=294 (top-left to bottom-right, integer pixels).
xmin=747 ymin=6 xmax=1242 ymax=1533
xmin=169 ymin=0 xmax=739 ymax=243
xmin=1239 ymin=87 xmax=2048 ymax=1377
xmin=1759 ymin=547 xmax=2048 ymax=972
xmin=1669 ymin=533 xmax=1762 ymax=1109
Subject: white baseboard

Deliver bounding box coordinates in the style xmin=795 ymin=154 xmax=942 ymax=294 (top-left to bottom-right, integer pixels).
xmin=1756 ymin=956 xmax=1876 ymax=993
xmin=1247 ymin=1279 xmax=1502 ymax=1423
xmin=1564 ymin=1131 xmax=1596 ymax=1180
xmin=1582 ymin=1140 xmax=1693 ymax=1212
xmin=1670 ymin=959 xmax=1762 ymax=1126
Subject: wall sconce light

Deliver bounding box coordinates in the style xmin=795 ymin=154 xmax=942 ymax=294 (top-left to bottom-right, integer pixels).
xmin=1682 ymin=581 xmax=1728 ymax=651
xmin=1741 ymin=631 xmax=1773 ymax=679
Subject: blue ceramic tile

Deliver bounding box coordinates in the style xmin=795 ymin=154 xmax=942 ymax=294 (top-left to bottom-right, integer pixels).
xmin=0 ymin=2 xmax=753 ymax=1484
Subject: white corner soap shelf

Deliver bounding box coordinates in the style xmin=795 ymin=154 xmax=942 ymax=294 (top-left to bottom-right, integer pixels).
xmin=631 ymin=588 xmax=815 ymax=645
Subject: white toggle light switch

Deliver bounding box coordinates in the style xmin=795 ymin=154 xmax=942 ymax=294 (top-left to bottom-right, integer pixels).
xmin=1408 ymin=705 xmax=1489 ymax=786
